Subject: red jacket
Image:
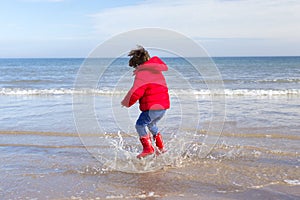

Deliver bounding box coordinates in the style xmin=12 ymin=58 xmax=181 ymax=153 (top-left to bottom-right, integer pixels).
xmin=121 ymin=56 xmax=170 ymax=111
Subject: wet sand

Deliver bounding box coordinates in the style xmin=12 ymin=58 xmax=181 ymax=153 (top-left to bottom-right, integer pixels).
xmin=1 ymin=131 xmax=299 ymax=200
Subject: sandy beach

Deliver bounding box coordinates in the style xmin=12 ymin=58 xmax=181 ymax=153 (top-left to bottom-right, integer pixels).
xmin=1 ymin=129 xmax=299 ymax=199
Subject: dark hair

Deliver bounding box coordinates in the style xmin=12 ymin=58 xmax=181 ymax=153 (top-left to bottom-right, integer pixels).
xmin=128 ymin=45 xmax=150 ymax=68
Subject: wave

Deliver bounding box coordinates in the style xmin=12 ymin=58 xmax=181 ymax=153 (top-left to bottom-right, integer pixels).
xmin=1 ymin=130 xmax=299 ymax=175
xmin=1 ymin=87 xmax=300 ymax=97
xmin=1 ymin=130 xmax=299 ymax=140
xmin=0 ymin=79 xmax=54 ymax=84
xmin=0 ymin=131 xmax=133 ymax=138
xmin=0 ymin=143 xmax=88 ymax=149
xmin=177 ymin=89 xmax=300 ymax=96
xmin=0 ymin=88 xmax=115 ymax=96
xmin=256 ymin=78 xmax=300 ymax=84
xmin=193 ymin=78 xmax=300 ymax=84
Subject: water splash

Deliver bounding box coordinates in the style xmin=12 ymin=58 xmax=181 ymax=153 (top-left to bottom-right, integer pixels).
xmin=96 ymin=131 xmax=218 ymax=173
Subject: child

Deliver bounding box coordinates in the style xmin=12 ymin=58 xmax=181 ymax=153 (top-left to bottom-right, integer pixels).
xmin=121 ymin=46 xmax=170 ymax=158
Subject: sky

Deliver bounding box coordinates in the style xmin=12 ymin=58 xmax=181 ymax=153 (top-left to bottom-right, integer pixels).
xmin=0 ymin=0 xmax=300 ymax=58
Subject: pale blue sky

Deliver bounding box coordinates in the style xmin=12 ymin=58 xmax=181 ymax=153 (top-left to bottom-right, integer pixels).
xmin=1 ymin=0 xmax=300 ymax=58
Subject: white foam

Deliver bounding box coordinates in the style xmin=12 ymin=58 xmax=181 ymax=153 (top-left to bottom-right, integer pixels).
xmin=105 ymin=192 xmax=159 ymax=199
xmin=0 ymin=88 xmax=127 ymax=96
xmin=0 ymin=88 xmax=300 ymax=97
xmin=284 ymin=179 xmax=300 ymax=185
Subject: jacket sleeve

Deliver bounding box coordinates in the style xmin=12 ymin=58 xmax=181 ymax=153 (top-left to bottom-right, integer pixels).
xmin=121 ymin=76 xmax=147 ymax=107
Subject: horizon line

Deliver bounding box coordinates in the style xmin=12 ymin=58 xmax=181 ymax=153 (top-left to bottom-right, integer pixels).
xmin=0 ymin=55 xmax=300 ymax=59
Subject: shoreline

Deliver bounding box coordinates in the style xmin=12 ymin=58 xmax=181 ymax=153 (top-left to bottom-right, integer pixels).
xmin=1 ymin=128 xmax=299 ymax=199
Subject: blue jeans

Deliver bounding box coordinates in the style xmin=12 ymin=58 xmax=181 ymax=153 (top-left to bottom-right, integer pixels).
xmin=135 ymin=110 xmax=166 ymax=137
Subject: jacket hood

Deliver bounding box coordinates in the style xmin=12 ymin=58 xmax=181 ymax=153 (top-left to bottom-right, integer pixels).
xmin=136 ymin=56 xmax=168 ymax=72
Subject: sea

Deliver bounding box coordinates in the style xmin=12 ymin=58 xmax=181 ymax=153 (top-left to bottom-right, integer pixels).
xmin=0 ymin=57 xmax=299 ymax=199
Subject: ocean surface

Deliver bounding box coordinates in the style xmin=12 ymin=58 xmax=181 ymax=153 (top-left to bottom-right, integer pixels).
xmin=0 ymin=57 xmax=299 ymax=199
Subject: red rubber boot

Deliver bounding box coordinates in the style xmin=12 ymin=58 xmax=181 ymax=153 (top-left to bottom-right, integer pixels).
xmin=154 ymin=133 xmax=166 ymax=154
xmin=137 ymin=134 xmax=154 ymax=159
